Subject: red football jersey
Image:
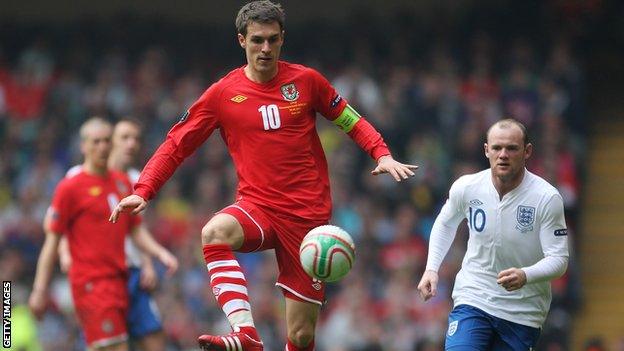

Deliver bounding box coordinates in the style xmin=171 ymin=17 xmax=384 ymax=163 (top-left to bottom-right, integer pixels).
xmin=135 ymin=61 xmax=390 ymax=221
xmin=48 ymin=168 xmax=140 ymax=284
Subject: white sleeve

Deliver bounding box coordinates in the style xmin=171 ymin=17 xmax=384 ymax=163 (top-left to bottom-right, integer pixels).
xmin=425 ymin=180 xmax=466 ymax=272
xmin=522 ymin=256 xmax=568 ymax=284
xmin=523 ymin=193 xmax=570 ymax=283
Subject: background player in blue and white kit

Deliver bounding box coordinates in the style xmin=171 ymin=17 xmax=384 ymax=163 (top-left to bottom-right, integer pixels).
xmin=60 ymin=119 xmax=177 ymax=351
xmin=417 ymin=119 xmax=570 ymax=350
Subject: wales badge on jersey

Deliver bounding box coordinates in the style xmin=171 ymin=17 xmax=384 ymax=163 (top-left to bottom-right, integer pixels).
xmin=280 ymin=83 xmax=299 ymax=102
xmin=516 ymin=205 xmax=535 ymax=233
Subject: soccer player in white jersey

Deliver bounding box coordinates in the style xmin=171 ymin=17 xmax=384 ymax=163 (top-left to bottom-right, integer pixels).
xmin=417 ymin=119 xmax=569 ymax=350
xmin=60 ymin=119 xmax=178 ymax=351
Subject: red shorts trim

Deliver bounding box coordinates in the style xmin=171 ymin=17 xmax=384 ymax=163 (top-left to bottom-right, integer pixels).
xmin=219 ymin=203 xmax=275 ymax=252
xmin=71 ymin=277 xmax=128 ymax=347
xmin=216 ymin=200 xmax=327 ymax=303
xmin=278 ymin=283 xmax=324 ymax=305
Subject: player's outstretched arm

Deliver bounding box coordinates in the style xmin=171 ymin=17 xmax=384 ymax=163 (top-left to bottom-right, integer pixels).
xmin=109 ymin=194 xmax=147 ymax=223
xmin=417 ymin=269 xmax=439 ymax=302
xmin=29 ymin=231 xmax=62 ymax=319
xmin=371 ymin=155 xmax=418 ymax=181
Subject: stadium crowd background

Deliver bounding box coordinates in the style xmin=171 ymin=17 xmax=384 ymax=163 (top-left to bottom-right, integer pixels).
xmin=0 ymin=1 xmax=609 ymax=350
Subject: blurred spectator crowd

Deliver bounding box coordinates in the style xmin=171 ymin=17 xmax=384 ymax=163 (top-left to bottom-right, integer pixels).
xmin=0 ymin=5 xmax=589 ymax=351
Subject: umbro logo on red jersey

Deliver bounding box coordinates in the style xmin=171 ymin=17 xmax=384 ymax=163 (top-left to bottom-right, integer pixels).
xmin=231 ymin=95 xmax=247 ymax=103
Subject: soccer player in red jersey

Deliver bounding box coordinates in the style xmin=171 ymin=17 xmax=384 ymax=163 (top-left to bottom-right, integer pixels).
xmin=110 ymin=1 xmax=418 ymax=350
xmin=29 ymin=117 xmax=177 ymax=351
xmin=58 ymin=119 xmax=178 ymax=351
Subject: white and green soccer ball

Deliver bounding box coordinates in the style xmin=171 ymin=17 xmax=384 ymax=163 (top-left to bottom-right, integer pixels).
xmin=299 ymin=225 xmax=355 ymax=282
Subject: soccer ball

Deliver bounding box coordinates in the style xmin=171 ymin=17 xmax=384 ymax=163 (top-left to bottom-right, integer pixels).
xmin=299 ymin=225 xmax=355 ymax=282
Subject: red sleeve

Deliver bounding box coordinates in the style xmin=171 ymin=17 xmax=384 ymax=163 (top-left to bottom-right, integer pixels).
xmin=134 ymin=84 xmax=221 ymax=200
xmin=309 ymin=68 xmax=348 ymax=119
xmin=309 ymin=68 xmax=391 ymax=161
xmin=47 ymin=180 xmax=72 ymax=234
xmin=347 ymin=119 xmax=391 ymax=161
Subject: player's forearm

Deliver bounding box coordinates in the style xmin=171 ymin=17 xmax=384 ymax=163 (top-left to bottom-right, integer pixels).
xmin=522 ymin=255 xmax=568 ymax=284
xmin=58 ymin=236 xmax=69 ymax=260
xmin=333 ymin=105 xmax=390 ymax=160
xmin=32 ymin=233 xmax=61 ymax=293
xmin=131 ymin=226 xmax=168 ymax=259
xmin=425 ymin=218 xmax=458 ymax=272
xmin=139 ymin=251 xmax=154 ymax=268
xmin=134 ymin=141 xmax=184 ymax=200
xmin=348 ymin=118 xmax=391 ymax=160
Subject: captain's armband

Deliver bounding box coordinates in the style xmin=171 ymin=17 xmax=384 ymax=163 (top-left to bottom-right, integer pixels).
xmin=333 ymin=104 xmax=361 ymax=133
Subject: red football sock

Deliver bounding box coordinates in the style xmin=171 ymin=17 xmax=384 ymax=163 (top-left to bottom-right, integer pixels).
xmin=203 ymin=244 xmax=255 ymax=329
xmin=286 ymin=339 xmax=314 ymax=351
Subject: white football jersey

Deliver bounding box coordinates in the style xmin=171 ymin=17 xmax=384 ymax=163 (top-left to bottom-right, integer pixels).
xmin=434 ymin=169 xmax=569 ymax=327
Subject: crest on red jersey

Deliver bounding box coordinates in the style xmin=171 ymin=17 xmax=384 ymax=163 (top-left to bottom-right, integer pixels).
xmin=280 ymin=83 xmax=299 ymax=102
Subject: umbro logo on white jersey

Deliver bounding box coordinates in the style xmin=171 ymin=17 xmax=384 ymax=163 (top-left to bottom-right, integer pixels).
xmin=469 ymin=199 xmax=483 ymax=206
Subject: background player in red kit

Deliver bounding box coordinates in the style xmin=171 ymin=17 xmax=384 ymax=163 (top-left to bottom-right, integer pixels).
xmin=58 ymin=119 xmax=178 ymax=351
xmin=110 ymin=1 xmax=418 ymax=350
xmin=29 ymin=117 xmax=177 ymax=351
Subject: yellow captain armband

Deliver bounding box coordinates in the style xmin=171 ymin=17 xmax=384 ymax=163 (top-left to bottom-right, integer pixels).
xmin=333 ymin=104 xmax=361 ymax=133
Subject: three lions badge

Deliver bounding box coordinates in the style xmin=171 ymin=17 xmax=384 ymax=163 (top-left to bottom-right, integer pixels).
xmin=516 ymin=205 xmax=535 ymax=233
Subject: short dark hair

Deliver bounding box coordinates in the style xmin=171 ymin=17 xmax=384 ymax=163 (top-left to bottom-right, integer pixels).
xmin=235 ymin=1 xmax=285 ymax=36
xmin=486 ymin=118 xmax=530 ymax=145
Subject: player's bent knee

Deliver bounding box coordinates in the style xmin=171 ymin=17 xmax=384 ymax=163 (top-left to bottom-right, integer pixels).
xmin=288 ymin=326 xmax=315 ymax=348
xmin=201 ymin=216 xmax=244 ymax=248
xmin=201 ymin=225 xmax=233 ymax=246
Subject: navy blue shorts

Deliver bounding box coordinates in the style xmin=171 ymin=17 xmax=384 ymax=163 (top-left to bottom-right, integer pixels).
xmin=445 ymin=304 xmax=540 ymax=351
xmin=127 ymin=267 xmax=163 ymax=338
